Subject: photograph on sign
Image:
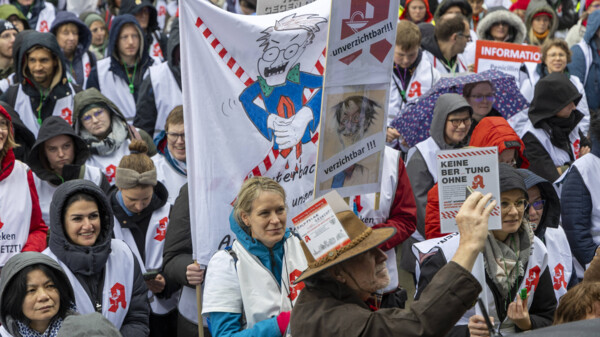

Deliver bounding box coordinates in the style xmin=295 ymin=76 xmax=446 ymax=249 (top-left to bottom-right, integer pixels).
xmin=474 ymin=40 xmax=540 ymax=80
xmin=436 ymin=147 xmax=501 ymax=233
xmin=319 ymin=151 xmax=380 ymax=190
xmin=257 ymin=0 xmax=316 ymax=15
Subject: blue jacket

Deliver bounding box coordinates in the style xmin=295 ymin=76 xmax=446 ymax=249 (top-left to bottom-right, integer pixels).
xmin=50 ymin=11 xmax=94 ymax=86
xmin=569 ymin=10 xmax=600 ymax=111
xmin=208 ymin=212 xmax=292 ymax=337
xmin=560 ymin=135 xmax=600 ymax=269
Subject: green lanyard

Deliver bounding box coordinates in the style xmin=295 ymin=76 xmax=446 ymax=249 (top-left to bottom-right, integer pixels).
xmin=123 ymin=62 xmax=137 ymax=94
xmin=444 ymin=58 xmax=456 ymax=77
xmin=36 ymin=90 xmax=47 ymax=125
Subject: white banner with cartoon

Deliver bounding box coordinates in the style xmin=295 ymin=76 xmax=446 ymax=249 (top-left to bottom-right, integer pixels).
xmin=315 ymin=0 xmax=398 ymax=198
xmin=180 ymin=0 xmax=329 ymax=264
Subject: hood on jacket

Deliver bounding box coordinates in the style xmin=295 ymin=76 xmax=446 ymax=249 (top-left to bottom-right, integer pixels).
xmin=525 ymin=0 xmax=558 ymax=36
xmin=476 ymin=7 xmax=527 ymax=43
xmin=51 ymin=11 xmax=92 ymax=55
xmin=430 ymin=93 xmax=473 ymax=148
xmin=0 ymin=252 xmax=75 ymax=336
xmin=400 ymin=0 xmax=434 ymax=23
xmin=107 ymin=14 xmax=150 ymax=68
xmin=57 ymin=312 xmax=122 ymax=337
xmin=166 ymin=17 xmax=181 ymax=88
xmin=584 ymin=10 xmax=600 ymax=44
xmin=529 ymin=72 xmax=582 ymax=127
xmin=17 ymin=31 xmax=68 ymax=90
xmin=11 ymin=0 xmax=46 ymax=29
xmin=73 ymin=88 xmax=127 ymax=134
xmin=12 ymin=30 xmax=35 ymax=84
xmin=48 ymin=180 xmax=114 ymax=276
xmin=119 ymin=0 xmax=159 ymax=33
xmin=1 ymin=100 xmax=34 ymax=162
xmin=469 ymin=117 xmax=530 ymax=168
xmin=26 ymin=116 xmax=90 ymax=185
xmin=517 ymin=169 xmax=560 ymax=238
xmin=434 ymin=0 xmax=473 ymax=22
xmin=0 ymin=4 xmax=29 ymax=30
xmin=499 ymin=162 xmax=528 ymax=197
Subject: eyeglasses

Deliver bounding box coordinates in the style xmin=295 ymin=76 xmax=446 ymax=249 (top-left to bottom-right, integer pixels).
xmin=501 ymin=199 xmax=529 ymax=212
xmin=166 ymin=132 xmax=185 ymax=142
xmin=529 ymin=200 xmax=545 ymax=211
xmin=81 ymin=109 xmax=105 ymax=123
xmin=469 ymin=94 xmax=495 ymax=103
xmin=0 ymin=119 xmax=8 ymax=131
xmin=493 ymin=21 xmax=509 ymax=27
xmin=447 ymin=117 xmax=472 ymax=128
xmin=457 ymin=32 xmax=472 ymax=42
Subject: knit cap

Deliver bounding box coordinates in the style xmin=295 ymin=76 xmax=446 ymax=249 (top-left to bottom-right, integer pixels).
xmin=0 ymin=19 xmax=15 ymax=36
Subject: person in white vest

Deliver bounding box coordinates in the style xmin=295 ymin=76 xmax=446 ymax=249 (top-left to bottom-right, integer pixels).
xmin=44 ymin=179 xmax=150 ymax=337
xmin=0 ymin=4 xmax=29 ymax=32
xmin=26 ymin=116 xmax=109 ymax=226
xmin=0 ymin=31 xmax=78 ymax=138
xmin=0 ymin=252 xmax=77 ymax=337
xmin=119 ymin=0 xmax=165 ymax=64
xmin=50 ymin=11 xmax=96 ymax=89
xmin=406 ymin=93 xmax=472 ymax=259
xmin=387 ymin=21 xmax=440 ymax=150
xmin=0 ymin=20 xmax=17 ymax=87
xmin=522 ymin=72 xmax=590 ymax=182
xmin=560 ymin=114 xmax=600 ymax=281
xmin=203 ymin=177 xmax=308 ymax=337
xmin=72 ymin=88 xmax=156 ymax=185
xmin=152 ymin=106 xmax=186 ymax=205
xmin=420 ymin=13 xmax=470 ymax=75
xmin=80 ymin=12 xmax=108 ymax=61
xmin=568 ymin=10 xmax=600 ymax=113
xmin=0 ymin=106 xmax=48 ymax=264
xmin=110 ymin=139 xmax=179 ymax=337
xmin=414 ymin=164 xmax=557 ymax=336
xmin=86 ymin=14 xmax=154 ymax=123
xmin=10 ymin=0 xmax=55 ymax=32
xmin=134 ymin=17 xmax=181 ymax=137
xmin=518 ymin=169 xmax=577 ymax=302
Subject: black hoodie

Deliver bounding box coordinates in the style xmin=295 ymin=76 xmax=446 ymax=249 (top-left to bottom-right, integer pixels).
xmin=118 ymin=0 xmax=166 ymax=62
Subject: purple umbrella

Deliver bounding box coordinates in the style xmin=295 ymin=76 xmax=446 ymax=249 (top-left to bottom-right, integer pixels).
xmin=390 ymin=69 xmax=528 ymax=148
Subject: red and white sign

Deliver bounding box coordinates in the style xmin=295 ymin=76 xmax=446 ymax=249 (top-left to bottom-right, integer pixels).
xmin=475 ymin=40 xmax=541 ymax=80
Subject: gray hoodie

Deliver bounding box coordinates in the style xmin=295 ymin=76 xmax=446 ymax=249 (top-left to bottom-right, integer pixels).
xmin=0 ymin=252 xmax=75 ymax=337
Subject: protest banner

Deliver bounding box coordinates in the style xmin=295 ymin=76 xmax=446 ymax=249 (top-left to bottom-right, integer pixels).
xmin=180 ymin=0 xmax=330 ymax=268
xmin=257 ymin=0 xmax=316 ymax=15
xmin=474 ymin=40 xmax=541 ymax=80
xmin=314 ymin=0 xmax=399 ymax=198
xmin=436 ymin=147 xmax=501 ymax=233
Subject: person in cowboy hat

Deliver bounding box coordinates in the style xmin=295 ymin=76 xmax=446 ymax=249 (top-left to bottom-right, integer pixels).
xmin=289 ymin=189 xmax=496 ymax=337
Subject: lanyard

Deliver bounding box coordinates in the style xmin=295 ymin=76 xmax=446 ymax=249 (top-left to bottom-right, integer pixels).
xmin=36 ymin=90 xmax=47 ymax=125
xmin=123 ymin=62 xmax=138 ymax=94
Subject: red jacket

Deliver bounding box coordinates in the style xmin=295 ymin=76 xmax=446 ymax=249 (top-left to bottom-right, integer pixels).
xmin=0 ymin=149 xmax=48 ymax=252
xmin=400 ymin=0 xmax=433 ymax=23
xmin=425 ymin=117 xmax=529 ymax=239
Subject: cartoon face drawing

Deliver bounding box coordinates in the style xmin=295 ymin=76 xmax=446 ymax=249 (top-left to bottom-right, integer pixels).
xmin=333 ymin=96 xmax=380 ymax=148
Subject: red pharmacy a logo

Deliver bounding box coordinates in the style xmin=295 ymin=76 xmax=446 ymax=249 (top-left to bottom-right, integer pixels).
xmin=108 ymin=283 xmax=127 ymax=312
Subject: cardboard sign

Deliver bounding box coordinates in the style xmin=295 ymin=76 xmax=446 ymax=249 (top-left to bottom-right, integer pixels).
xmin=475 ymin=40 xmax=541 ymax=80
xmin=314 ymin=0 xmax=399 ymax=198
xmin=436 ymin=147 xmax=501 ymax=233
xmin=257 ymin=0 xmax=316 ymax=15
xmin=292 ymin=198 xmax=351 ymax=260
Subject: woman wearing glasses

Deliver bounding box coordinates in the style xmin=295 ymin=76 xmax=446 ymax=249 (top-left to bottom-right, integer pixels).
xmin=73 ymin=88 xmax=156 ymax=185
xmin=462 ymin=81 xmax=501 ymax=137
xmin=518 ymin=169 xmax=577 ymax=302
xmin=476 ymin=8 xmax=526 ymax=44
xmin=414 ymin=164 xmax=557 ymax=336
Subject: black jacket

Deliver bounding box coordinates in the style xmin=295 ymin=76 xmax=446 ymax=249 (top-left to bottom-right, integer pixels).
xmin=1 ymin=101 xmax=34 ymax=162
xmin=119 ymin=0 xmax=166 ymax=58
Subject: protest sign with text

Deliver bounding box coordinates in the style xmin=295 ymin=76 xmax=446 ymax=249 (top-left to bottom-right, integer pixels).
xmin=314 ymin=0 xmax=399 ymax=198
xmin=474 ymin=40 xmax=540 ymax=80
xmin=436 ymin=147 xmax=501 ymax=233
xmin=257 ymin=0 xmax=316 ymax=15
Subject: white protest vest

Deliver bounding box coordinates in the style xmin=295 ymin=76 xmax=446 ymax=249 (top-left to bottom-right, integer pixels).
xmin=149 ymin=32 xmax=165 ymax=64
xmin=112 ymin=205 xmax=177 ymax=314
xmin=149 ymin=62 xmax=182 ymax=136
xmin=66 ymin=52 xmax=92 ymax=89
xmin=544 ymin=226 xmax=573 ymax=301
xmin=0 ymin=73 xmax=15 ymax=93
xmin=388 ymin=58 xmax=439 ymax=125
xmin=423 ymin=49 xmax=468 ymax=75
xmin=522 ymin=120 xmax=582 ymax=166
xmin=178 ymin=285 xmax=207 ymax=326
xmin=349 ymin=147 xmax=400 ymax=292
xmin=156 ymin=0 xmax=167 ymax=30
xmin=571 ymin=154 xmax=600 ymax=243
xmin=0 ymin=325 xmax=12 ymax=336
xmin=576 ymin=40 xmax=593 ymax=86
xmin=152 ymin=155 xmax=186 ymax=205
xmin=34 ymin=165 xmax=104 ymax=226
xmin=413 ymin=137 xmax=440 ymax=183
xmin=43 ymin=240 xmax=134 ymax=329
xmin=35 ymin=3 xmax=55 ymax=33
xmin=86 ymin=139 xmax=131 ymax=185
xmin=96 ymin=58 xmax=150 ymax=122
xmin=0 ymin=161 xmax=31 ymax=267
xmin=13 ymin=84 xmax=75 ymax=137
xmin=234 ymin=237 xmax=307 ymax=329
xmin=413 ymin=233 xmax=548 ymax=332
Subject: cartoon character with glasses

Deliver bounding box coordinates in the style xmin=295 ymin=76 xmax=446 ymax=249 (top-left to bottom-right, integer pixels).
xmin=239 ymin=14 xmax=327 ymax=160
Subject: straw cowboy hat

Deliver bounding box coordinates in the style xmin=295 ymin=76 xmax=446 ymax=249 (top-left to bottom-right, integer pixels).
xmin=294 ymin=190 xmax=396 ymax=283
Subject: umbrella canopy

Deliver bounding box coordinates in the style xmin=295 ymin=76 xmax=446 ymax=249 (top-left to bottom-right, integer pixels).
xmin=390 ymin=69 xmax=529 ymax=148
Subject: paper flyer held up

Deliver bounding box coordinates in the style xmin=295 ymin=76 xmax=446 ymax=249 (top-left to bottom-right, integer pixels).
xmin=436 ymin=147 xmax=501 ymax=233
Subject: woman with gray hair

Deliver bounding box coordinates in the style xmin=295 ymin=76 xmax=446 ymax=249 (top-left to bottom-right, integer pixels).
xmin=203 ymin=176 xmax=308 ymax=337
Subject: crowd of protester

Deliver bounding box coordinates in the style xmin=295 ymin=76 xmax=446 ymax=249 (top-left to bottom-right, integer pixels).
xmin=0 ymin=0 xmax=598 ymax=336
